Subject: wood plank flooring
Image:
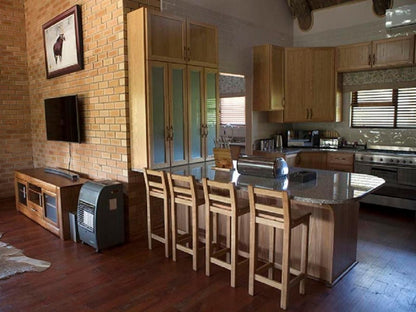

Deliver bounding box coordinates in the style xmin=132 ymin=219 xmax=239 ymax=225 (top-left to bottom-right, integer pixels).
xmin=0 ymin=197 xmax=415 ymax=311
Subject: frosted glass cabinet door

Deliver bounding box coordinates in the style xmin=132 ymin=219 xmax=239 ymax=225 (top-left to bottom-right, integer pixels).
xmin=188 ymin=67 xmax=204 ymax=163
xmin=150 ymin=62 xmax=170 ymax=168
xmin=205 ymin=69 xmax=218 ymax=159
xmin=169 ymin=64 xmax=188 ymax=166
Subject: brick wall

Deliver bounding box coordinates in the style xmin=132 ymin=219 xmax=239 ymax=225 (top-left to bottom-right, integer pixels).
xmin=24 ymin=0 xmax=130 ymax=182
xmin=0 ymin=0 xmax=32 ymax=199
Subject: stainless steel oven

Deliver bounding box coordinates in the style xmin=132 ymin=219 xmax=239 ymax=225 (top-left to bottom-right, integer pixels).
xmin=354 ymin=145 xmax=416 ymax=211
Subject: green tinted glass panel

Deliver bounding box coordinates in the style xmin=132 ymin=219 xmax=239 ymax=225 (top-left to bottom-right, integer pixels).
xmin=151 ymin=66 xmax=166 ymax=164
xmin=190 ymin=70 xmax=202 ymax=159
xmin=206 ymin=72 xmax=217 ymax=158
xmin=172 ymin=68 xmax=185 ymax=162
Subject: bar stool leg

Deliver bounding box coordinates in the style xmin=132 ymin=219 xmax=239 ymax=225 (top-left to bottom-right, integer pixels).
xmin=146 ymin=196 xmax=152 ymax=250
xmin=280 ymin=231 xmax=291 ymax=310
xmin=248 ymin=210 xmax=257 ymax=296
xmin=226 ymin=216 xmax=231 ymax=263
xmin=230 ymin=215 xmax=238 ymax=288
xmin=268 ymin=226 xmax=275 ymax=279
xmin=213 ymin=212 xmax=218 ymax=244
xmin=163 ymin=198 xmax=170 ymax=258
xmin=186 ymin=206 xmax=190 ymax=248
xmin=205 ymin=206 xmax=212 ymax=277
xmin=300 ymin=222 xmax=309 ymax=295
xmin=171 ymin=202 xmax=177 ymax=262
xmin=192 ymin=203 xmax=198 ymax=271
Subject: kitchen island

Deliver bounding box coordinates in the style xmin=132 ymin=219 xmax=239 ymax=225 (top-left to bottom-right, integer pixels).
xmin=162 ymin=161 xmax=385 ymax=286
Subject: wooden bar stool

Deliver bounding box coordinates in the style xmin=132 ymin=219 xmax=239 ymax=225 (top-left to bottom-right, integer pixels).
xmin=247 ymin=185 xmax=311 ymax=310
xmin=167 ymin=173 xmax=204 ymax=271
xmin=143 ymin=168 xmax=170 ymax=258
xmin=202 ymin=178 xmax=250 ymax=288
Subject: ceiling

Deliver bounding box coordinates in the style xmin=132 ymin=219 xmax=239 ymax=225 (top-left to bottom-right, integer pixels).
xmin=288 ymin=0 xmax=393 ymax=30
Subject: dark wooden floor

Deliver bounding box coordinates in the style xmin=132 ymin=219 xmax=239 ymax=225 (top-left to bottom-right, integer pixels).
xmin=1 ymin=197 xmax=415 ymax=312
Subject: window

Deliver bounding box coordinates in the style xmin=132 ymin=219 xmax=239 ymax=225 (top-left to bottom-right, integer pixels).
xmin=219 ymin=73 xmax=246 ymax=126
xmin=220 ymin=96 xmax=245 ymax=125
xmin=350 ymin=87 xmax=416 ymax=128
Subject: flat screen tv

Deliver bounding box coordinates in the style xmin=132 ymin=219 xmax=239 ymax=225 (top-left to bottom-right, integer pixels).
xmin=44 ymin=95 xmax=81 ymax=143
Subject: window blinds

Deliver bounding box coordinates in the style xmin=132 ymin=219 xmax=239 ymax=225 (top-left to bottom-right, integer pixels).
xmin=351 ymin=88 xmax=416 ymax=128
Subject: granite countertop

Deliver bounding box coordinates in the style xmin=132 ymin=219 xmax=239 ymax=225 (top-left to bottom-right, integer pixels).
xmin=164 ymin=161 xmax=385 ymax=205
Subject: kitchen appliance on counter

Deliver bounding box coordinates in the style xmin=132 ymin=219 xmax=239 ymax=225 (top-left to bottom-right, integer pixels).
xmin=237 ymin=156 xmax=288 ymax=178
xmin=259 ymin=138 xmax=275 ymax=151
xmin=320 ymin=137 xmax=342 ymax=149
xmin=354 ymin=144 xmax=416 ymax=211
xmin=274 ymin=134 xmax=283 ymax=149
xmin=287 ymin=130 xmax=320 ymax=147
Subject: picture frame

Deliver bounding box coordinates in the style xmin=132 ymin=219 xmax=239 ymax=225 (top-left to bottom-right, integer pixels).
xmin=42 ymin=5 xmax=83 ymax=79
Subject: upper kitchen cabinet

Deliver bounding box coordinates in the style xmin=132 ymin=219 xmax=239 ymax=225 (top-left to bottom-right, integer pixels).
xmin=283 ymin=48 xmax=311 ymax=122
xmin=146 ymin=9 xmax=218 ymax=67
xmin=282 ymin=47 xmax=336 ymax=123
xmin=336 ymin=35 xmax=415 ymax=72
xmin=336 ymin=42 xmax=372 ymax=72
xmin=187 ymin=21 xmax=218 ymax=67
xmin=147 ymin=10 xmax=186 ymax=63
xmin=372 ymin=36 xmax=414 ymax=69
xmin=253 ymin=45 xmax=285 ymax=111
xmin=310 ymin=48 xmax=336 ymax=121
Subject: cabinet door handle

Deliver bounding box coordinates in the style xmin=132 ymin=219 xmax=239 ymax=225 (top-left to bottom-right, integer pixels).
xmin=166 ymin=126 xmax=171 ymax=141
xmin=184 ymin=46 xmax=187 ymax=61
xmin=310 ymin=108 xmax=313 ymax=119
xmin=170 ymin=126 xmax=174 ymax=140
xmin=306 ymin=109 xmax=309 ymax=119
xmin=372 ymin=54 xmax=376 ymax=65
xmin=368 ymin=54 xmax=371 ymax=65
xmin=187 ymin=47 xmax=191 ymax=62
xmin=282 ymin=97 xmax=285 ymax=108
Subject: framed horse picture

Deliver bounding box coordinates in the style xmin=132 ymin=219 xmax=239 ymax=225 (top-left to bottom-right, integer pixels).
xmin=42 ymin=5 xmax=83 ymax=79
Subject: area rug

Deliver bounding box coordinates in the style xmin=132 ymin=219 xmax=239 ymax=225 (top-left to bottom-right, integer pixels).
xmin=0 ymin=232 xmax=51 ymax=280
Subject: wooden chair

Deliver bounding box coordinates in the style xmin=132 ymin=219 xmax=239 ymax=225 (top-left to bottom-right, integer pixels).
xmin=167 ymin=173 xmax=204 ymax=271
xmin=247 ymin=185 xmax=311 ymax=310
xmin=202 ymin=178 xmax=250 ymax=288
xmin=143 ymin=168 xmax=170 ymax=258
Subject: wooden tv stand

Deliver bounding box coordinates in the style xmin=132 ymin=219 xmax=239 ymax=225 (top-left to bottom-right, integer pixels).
xmin=15 ymin=168 xmax=88 ymax=240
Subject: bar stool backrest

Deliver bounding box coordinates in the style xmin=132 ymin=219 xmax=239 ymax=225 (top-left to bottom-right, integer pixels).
xmin=167 ymin=173 xmax=198 ymax=206
xmin=143 ymin=168 xmax=168 ymax=199
xmin=202 ymin=178 xmax=237 ymax=214
xmin=247 ymin=185 xmax=291 ymax=229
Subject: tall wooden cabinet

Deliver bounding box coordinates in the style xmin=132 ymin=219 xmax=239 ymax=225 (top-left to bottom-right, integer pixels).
xmin=128 ymin=8 xmax=218 ymax=170
xmin=336 ymin=35 xmax=415 ymax=72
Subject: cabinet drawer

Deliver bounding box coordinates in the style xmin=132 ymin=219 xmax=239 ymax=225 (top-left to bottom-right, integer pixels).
xmin=327 ymin=163 xmax=353 ymax=172
xmin=327 ymin=152 xmax=354 ymax=166
xmin=25 ymin=202 xmax=44 ymax=219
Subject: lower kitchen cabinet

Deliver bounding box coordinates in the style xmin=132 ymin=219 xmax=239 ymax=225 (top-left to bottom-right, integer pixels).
xmin=297 ymin=151 xmax=354 ymax=172
xmin=327 ymin=152 xmax=354 ymax=172
xmin=253 ymin=150 xmax=355 ymax=172
xmin=296 ymin=151 xmax=327 ymax=169
xmin=15 ymin=168 xmax=88 ymax=240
